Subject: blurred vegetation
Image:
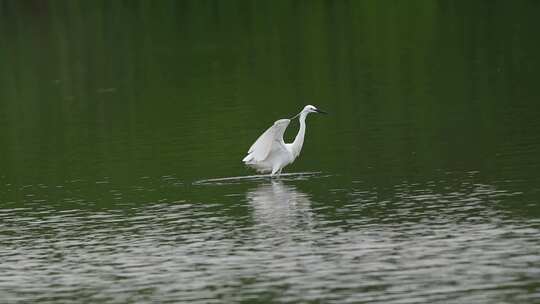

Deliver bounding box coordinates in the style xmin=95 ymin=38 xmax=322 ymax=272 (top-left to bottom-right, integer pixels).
xmin=0 ymin=0 xmax=539 ymax=194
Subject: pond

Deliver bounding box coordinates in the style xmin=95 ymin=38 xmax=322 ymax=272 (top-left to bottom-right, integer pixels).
xmin=1 ymin=1 xmax=539 ymax=303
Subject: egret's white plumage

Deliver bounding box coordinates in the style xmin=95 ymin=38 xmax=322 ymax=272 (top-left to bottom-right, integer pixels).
xmin=242 ymin=105 xmax=326 ymax=176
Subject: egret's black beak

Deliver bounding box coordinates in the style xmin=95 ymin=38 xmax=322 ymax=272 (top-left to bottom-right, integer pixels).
xmin=316 ymin=108 xmax=328 ymax=114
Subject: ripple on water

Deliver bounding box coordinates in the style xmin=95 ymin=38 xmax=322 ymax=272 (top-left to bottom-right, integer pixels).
xmin=0 ymin=176 xmax=538 ymax=303
xmin=192 ymin=171 xmax=326 ymax=186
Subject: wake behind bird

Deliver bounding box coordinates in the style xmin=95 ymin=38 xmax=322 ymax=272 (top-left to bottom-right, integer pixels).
xmin=193 ymin=172 xmax=323 ymax=186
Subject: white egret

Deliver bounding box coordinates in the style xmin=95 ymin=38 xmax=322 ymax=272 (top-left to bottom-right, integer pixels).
xmin=242 ymin=105 xmax=327 ymax=176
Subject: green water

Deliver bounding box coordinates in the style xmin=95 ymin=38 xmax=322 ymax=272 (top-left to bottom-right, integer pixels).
xmin=1 ymin=1 xmax=540 ymax=303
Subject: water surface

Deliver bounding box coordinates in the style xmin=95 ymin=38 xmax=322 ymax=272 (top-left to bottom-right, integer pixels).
xmin=1 ymin=1 xmax=540 ymax=303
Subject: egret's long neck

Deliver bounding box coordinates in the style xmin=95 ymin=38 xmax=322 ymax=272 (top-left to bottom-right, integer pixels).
xmin=291 ymin=112 xmax=308 ymax=158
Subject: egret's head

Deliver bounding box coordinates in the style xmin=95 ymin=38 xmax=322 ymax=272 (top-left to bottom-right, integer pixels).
xmin=303 ymin=105 xmax=327 ymax=114
xmin=290 ymin=105 xmax=327 ymax=119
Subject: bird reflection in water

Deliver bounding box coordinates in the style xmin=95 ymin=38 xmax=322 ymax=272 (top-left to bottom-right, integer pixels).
xmin=245 ymin=181 xmax=314 ymax=233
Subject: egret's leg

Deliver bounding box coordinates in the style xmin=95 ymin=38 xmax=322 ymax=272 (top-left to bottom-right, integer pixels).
xmin=271 ymin=167 xmax=279 ymax=177
xmin=277 ymin=168 xmax=283 ymax=177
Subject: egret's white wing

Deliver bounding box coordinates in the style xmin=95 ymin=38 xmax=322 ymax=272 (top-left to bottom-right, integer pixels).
xmin=245 ymin=120 xmax=290 ymax=162
xmin=246 ymin=124 xmax=275 ymax=162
